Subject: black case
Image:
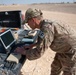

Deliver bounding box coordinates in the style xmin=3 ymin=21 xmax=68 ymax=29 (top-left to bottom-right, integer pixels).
xmin=0 ymin=10 xmax=22 ymax=28
xmin=0 ymin=11 xmax=25 ymax=75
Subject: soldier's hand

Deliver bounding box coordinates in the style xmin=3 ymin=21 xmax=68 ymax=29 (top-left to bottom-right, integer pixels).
xmin=23 ymin=43 xmax=37 ymax=50
xmin=14 ymin=46 xmax=26 ymax=55
xmin=14 ymin=43 xmax=37 ymax=55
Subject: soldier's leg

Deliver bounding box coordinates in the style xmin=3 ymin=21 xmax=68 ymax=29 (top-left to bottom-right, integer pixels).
xmin=51 ymin=53 xmax=62 ymax=75
xmin=61 ymin=52 xmax=75 ymax=75
xmin=70 ymin=51 xmax=76 ymax=75
xmin=71 ymin=63 xmax=76 ymax=75
xmin=62 ymin=61 xmax=75 ymax=75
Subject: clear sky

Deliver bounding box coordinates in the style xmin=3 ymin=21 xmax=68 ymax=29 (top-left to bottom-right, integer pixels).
xmin=0 ymin=0 xmax=75 ymax=5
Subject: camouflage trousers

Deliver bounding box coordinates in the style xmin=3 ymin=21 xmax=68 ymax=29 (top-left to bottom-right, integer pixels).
xmin=51 ymin=49 xmax=76 ymax=75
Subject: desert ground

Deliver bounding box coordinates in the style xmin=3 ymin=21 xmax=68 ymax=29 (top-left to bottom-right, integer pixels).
xmin=0 ymin=3 xmax=76 ymax=75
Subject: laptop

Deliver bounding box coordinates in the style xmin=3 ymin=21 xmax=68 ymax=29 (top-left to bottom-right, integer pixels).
xmin=0 ymin=29 xmax=16 ymax=50
xmin=0 ymin=29 xmax=21 ymax=63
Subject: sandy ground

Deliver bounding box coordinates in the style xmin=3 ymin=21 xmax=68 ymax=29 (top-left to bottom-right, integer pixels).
xmin=0 ymin=3 xmax=76 ymax=75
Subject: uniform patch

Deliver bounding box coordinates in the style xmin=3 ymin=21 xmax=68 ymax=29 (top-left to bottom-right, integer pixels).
xmin=39 ymin=31 xmax=44 ymax=39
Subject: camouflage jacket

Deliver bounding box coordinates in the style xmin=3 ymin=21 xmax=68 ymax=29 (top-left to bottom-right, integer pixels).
xmin=25 ymin=19 xmax=76 ymax=60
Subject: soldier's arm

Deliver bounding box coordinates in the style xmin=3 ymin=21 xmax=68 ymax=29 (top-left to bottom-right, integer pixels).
xmin=25 ymin=23 xmax=54 ymax=60
xmin=25 ymin=36 xmax=45 ymax=60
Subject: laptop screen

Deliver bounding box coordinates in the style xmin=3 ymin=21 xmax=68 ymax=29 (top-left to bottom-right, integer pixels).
xmin=0 ymin=29 xmax=16 ymax=49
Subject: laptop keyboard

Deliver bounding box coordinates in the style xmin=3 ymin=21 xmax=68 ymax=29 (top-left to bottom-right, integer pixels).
xmin=4 ymin=60 xmax=17 ymax=70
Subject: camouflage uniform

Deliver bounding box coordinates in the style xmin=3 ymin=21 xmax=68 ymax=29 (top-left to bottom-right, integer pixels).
xmin=24 ymin=8 xmax=76 ymax=75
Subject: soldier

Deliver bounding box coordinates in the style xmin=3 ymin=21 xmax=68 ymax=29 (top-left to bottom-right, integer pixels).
xmin=15 ymin=8 xmax=76 ymax=75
